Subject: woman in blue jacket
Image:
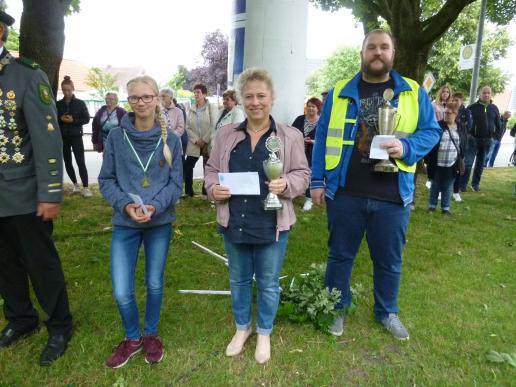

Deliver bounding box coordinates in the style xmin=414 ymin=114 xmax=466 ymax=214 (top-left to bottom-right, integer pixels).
xmin=99 ymin=75 xmax=183 ymax=368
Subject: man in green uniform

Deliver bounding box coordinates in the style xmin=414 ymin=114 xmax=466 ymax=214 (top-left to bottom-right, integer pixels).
xmin=0 ymin=10 xmax=72 ymax=366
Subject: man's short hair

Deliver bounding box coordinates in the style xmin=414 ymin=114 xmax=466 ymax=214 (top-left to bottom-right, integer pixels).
xmin=452 ymin=92 xmax=464 ymax=100
xmin=160 ymin=88 xmax=174 ymax=98
xmin=362 ymin=29 xmax=396 ymax=50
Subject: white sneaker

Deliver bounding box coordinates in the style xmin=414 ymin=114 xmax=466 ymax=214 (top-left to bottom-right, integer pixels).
xmin=425 ymin=180 xmax=432 ymax=189
xmin=72 ymin=183 xmax=81 ymax=194
xmin=302 ymin=198 xmax=313 ymax=211
xmin=82 ymin=188 xmax=93 ymax=198
xmin=453 ymin=193 xmax=462 ymax=202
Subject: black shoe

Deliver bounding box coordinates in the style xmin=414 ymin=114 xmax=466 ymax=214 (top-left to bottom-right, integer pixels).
xmin=442 ymin=210 xmax=452 ymax=216
xmin=427 ymin=207 xmax=436 ymax=212
xmin=0 ymin=324 xmax=39 ymax=348
xmin=39 ymin=332 xmax=72 ymax=366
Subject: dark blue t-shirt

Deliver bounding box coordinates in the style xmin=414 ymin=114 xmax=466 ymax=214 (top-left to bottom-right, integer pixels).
xmin=342 ymin=78 xmax=402 ymax=204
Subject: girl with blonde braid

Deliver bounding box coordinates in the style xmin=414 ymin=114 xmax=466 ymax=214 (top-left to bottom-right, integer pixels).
xmin=99 ymin=75 xmax=182 ymax=368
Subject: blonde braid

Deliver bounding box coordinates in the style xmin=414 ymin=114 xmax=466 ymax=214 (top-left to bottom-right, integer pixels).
xmin=156 ymin=105 xmax=172 ymax=167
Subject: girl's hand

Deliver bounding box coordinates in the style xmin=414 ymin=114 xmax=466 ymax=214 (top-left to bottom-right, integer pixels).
xmin=125 ymin=203 xmax=150 ymax=223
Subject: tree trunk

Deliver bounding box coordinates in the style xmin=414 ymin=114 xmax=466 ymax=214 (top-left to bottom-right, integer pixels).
xmin=19 ymin=0 xmax=71 ymax=97
xmin=393 ymin=38 xmax=433 ymax=84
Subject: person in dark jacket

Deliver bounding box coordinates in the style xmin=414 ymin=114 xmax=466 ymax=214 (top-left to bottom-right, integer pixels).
xmin=91 ymin=92 xmax=126 ymax=153
xmin=460 ymin=86 xmax=500 ymax=192
xmin=291 ymin=97 xmax=322 ymax=211
xmin=485 ymin=110 xmax=511 ymax=168
xmin=451 ymin=92 xmax=471 ymax=202
xmin=56 ymin=76 xmax=92 ymax=197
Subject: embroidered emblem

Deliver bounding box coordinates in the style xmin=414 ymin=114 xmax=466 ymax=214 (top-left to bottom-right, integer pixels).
xmin=0 ymin=152 xmax=9 ymax=163
xmin=6 ymin=90 xmax=15 ymax=99
xmin=46 ymin=115 xmax=52 ymax=121
xmin=48 ymin=169 xmax=58 ymax=176
xmin=12 ymin=152 xmax=24 ymax=163
xmin=48 ymin=158 xmax=57 ymax=164
xmin=8 ymin=118 xmax=17 ymax=131
xmin=0 ymin=135 xmax=7 ymax=145
xmin=0 ymin=89 xmax=3 ymax=97
xmin=47 ymin=123 xmax=55 ymax=131
xmin=38 ymin=83 xmax=52 ymax=105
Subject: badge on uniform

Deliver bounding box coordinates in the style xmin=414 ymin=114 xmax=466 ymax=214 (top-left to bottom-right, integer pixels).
xmin=38 ymin=83 xmax=52 ymax=105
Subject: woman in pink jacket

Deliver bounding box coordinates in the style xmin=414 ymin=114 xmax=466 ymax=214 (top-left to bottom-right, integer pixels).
xmin=205 ymin=68 xmax=309 ymax=364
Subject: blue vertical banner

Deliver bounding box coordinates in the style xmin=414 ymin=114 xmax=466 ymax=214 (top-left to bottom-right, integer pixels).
xmin=228 ymin=0 xmax=246 ymax=86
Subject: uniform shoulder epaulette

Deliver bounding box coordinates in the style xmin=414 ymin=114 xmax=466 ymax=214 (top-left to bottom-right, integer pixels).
xmin=15 ymin=57 xmax=40 ymax=70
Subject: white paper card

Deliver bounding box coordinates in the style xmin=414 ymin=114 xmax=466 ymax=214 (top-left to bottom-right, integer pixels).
xmin=370 ymin=135 xmax=396 ymax=160
xmin=218 ymin=172 xmax=260 ymax=195
xmin=128 ymin=193 xmax=149 ymax=215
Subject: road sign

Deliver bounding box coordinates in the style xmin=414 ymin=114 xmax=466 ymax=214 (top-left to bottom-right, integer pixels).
xmin=459 ymin=44 xmax=476 ymax=70
xmin=423 ymin=73 xmax=436 ymax=93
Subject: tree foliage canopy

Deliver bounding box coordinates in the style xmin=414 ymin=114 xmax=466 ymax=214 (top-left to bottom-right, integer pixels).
xmin=85 ymin=67 xmax=117 ymax=100
xmin=307 ymin=47 xmax=360 ymax=96
xmin=309 ymin=0 xmax=516 ymax=83
xmin=427 ymin=2 xmax=511 ymax=99
xmin=186 ymin=30 xmax=228 ymax=94
xmin=167 ymin=65 xmax=189 ymax=92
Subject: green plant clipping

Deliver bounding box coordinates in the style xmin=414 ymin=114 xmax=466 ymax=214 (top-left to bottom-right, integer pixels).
xmin=278 ymin=263 xmax=347 ymax=332
xmin=485 ymin=351 xmax=516 ymax=368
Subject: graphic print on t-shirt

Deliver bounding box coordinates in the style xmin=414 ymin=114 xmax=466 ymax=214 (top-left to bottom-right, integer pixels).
xmin=357 ymin=93 xmax=384 ymax=162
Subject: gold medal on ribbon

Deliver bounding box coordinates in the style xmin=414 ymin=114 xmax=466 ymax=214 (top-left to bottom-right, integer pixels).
xmin=141 ymin=176 xmax=151 ymax=188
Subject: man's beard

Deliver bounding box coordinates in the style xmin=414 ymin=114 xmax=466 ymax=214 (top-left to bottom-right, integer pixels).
xmin=361 ymin=58 xmax=393 ymax=78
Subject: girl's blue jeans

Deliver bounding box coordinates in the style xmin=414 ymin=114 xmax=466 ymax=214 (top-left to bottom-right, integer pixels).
xmin=110 ymin=223 xmax=171 ymax=340
xmin=223 ymin=233 xmax=288 ymax=335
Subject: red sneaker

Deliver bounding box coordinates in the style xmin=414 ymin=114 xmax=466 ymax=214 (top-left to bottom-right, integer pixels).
xmin=143 ymin=334 xmax=164 ymax=364
xmin=106 ymin=338 xmax=143 ymax=368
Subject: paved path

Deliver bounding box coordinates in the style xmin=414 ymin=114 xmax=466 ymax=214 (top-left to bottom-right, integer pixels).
xmin=65 ymin=132 xmax=516 ymax=185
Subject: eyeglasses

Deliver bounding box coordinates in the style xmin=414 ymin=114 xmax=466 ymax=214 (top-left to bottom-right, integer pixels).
xmin=128 ymin=95 xmax=156 ymax=104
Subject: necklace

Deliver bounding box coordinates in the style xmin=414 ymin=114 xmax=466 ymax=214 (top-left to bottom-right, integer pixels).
xmin=248 ymin=126 xmax=268 ymax=134
xmin=123 ymin=129 xmax=162 ymax=188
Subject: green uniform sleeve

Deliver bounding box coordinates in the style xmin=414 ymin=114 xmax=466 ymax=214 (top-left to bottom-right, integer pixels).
xmin=23 ymin=69 xmax=64 ymax=203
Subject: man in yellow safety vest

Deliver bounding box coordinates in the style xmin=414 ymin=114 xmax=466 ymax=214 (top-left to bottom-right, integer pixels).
xmin=311 ymin=29 xmax=440 ymax=340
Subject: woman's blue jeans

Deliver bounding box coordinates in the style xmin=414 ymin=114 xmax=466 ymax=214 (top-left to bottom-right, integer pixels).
xmin=110 ymin=224 xmax=172 ymax=340
xmin=429 ymin=166 xmax=456 ymax=211
xmin=223 ymin=233 xmax=288 ymax=335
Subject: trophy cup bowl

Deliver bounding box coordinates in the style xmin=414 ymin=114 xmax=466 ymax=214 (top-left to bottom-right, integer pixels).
xmin=263 ymin=157 xmax=284 ymax=210
xmin=373 ymin=104 xmax=399 ymax=173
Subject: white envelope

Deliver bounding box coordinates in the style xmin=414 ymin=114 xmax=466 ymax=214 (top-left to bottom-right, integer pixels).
xmin=369 ymin=135 xmax=396 ymax=160
xmin=218 ymin=172 xmax=260 ymax=195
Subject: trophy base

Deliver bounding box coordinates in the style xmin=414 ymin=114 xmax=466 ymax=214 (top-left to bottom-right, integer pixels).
xmin=373 ymin=161 xmax=399 ymax=173
xmin=263 ymin=198 xmax=283 ymax=211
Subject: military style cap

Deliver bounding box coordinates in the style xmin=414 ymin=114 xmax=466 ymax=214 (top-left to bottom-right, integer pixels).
xmin=0 ymin=10 xmax=15 ymax=27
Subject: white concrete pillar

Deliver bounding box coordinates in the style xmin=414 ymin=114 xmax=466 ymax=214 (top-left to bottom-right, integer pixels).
xmin=228 ymin=0 xmax=308 ymax=124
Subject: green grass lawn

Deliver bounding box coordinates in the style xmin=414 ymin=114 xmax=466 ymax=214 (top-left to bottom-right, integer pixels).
xmin=0 ymin=168 xmax=514 ymax=386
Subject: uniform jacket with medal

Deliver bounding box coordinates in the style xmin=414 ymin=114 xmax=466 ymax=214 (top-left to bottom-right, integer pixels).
xmin=0 ymin=49 xmax=63 ymax=217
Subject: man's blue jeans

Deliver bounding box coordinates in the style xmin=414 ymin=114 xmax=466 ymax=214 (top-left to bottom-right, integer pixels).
xmin=485 ymin=139 xmax=501 ymax=167
xmin=223 ymin=233 xmax=288 ymax=335
xmin=325 ymin=194 xmax=410 ymax=321
xmin=429 ymin=166 xmax=455 ymax=211
xmin=110 ymin=224 xmax=172 ymax=340
xmin=461 ymin=136 xmax=491 ymax=190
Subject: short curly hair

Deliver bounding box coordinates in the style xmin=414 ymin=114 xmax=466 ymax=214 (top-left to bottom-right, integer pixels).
xmin=237 ymin=67 xmax=275 ymax=101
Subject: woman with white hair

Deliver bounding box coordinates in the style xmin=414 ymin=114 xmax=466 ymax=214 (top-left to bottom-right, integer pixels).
xmin=92 ymin=92 xmax=126 ymax=152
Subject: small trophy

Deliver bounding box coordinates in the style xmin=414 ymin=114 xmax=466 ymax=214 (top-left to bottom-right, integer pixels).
xmin=373 ymin=88 xmax=399 ymax=173
xmin=263 ymin=136 xmax=284 ymax=210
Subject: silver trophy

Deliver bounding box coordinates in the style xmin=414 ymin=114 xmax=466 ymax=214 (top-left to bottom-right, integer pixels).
xmin=263 ymin=136 xmax=284 ymax=210
xmin=373 ymin=88 xmax=399 ymax=173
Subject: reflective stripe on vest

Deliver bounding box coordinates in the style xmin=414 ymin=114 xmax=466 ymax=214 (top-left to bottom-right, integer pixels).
xmin=325 ymin=77 xmax=420 ymax=172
